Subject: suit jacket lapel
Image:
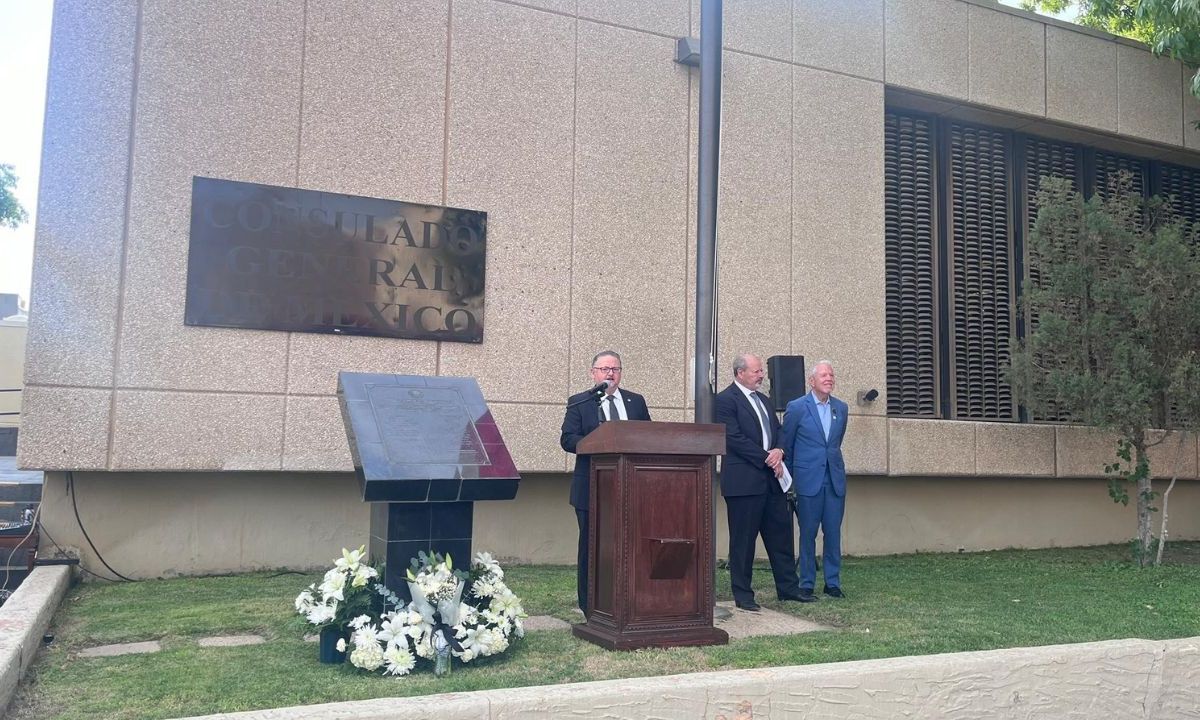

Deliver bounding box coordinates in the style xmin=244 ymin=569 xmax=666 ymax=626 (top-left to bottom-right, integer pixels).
xmin=738 ymin=388 xmax=767 ymax=441
xmin=804 ymin=394 xmax=828 ymax=446
xmin=731 ymin=387 xmax=771 ymax=447
xmin=754 ymin=391 xmax=778 ymax=437
xmin=734 ymin=387 xmax=753 ymax=418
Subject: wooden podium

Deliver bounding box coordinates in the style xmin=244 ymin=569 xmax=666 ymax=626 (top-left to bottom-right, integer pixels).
xmin=572 ymin=420 xmax=729 ymax=650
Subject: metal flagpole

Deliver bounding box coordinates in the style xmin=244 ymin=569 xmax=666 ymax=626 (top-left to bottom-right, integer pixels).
xmin=694 ymin=0 xmax=724 ymax=620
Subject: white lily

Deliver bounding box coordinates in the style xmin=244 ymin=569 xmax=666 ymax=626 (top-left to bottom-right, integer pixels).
xmin=335 ymin=545 xmax=367 ymax=572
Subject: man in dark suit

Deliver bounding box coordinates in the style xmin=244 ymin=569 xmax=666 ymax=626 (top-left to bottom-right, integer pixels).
xmin=715 ymin=352 xmax=803 ymax=611
xmin=560 ymin=350 xmax=651 ymax=613
xmin=779 ymin=360 xmax=849 ymax=601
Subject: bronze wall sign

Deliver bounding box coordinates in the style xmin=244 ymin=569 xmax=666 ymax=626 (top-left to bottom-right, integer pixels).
xmin=185 ymin=176 xmax=487 ymax=342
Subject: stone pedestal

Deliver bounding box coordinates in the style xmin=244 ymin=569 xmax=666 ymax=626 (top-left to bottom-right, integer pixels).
xmin=370 ymin=500 xmax=474 ymax=601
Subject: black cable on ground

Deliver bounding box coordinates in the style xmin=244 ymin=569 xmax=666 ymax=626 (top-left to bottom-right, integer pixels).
xmin=28 ymin=519 xmax=116 ymax=584
xmin=67 ymin=471 xmax=134 ymax=582
xmin=35 ymin=483 xmax=123 ymax=583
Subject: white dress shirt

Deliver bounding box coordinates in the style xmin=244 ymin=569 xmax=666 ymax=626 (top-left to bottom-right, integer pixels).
xmin=603 ymin=389 xmax=627 ymax=421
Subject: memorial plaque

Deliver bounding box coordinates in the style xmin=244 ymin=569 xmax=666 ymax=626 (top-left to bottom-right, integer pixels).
xmin=185 ymin=177 xmax=487 ymax=343
xmin=338 ymin=372 xmax=521 ymax=599
xmin=337 ymin=373 xmax=519 ymax=502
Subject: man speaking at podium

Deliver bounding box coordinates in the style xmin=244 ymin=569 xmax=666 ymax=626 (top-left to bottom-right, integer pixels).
xmin=560 ymin=350 xmax=652 ymax=613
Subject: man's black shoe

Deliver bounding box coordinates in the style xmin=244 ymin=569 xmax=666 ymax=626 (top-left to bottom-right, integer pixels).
xmin=734 ymin=599 xmax=761 ymax=612
xmin=822 ymin=585 xmax=845 ymax=599
xmin=778 ymin=591 xmax=812 ymax=602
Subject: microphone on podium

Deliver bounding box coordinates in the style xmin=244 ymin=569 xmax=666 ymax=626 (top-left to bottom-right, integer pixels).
xmin=588 ymin=379 xmax=613 ymax=397
xmin=566 ymin=380 xmax=615 ymax=409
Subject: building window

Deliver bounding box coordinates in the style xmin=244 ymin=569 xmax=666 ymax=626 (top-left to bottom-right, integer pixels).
xmin=884 ymin=112 xmax=938 ymax=418
xmin=884 ymin=107 xmax=1200 ymax=422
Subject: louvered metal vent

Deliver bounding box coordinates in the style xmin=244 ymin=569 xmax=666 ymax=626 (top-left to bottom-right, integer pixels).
xmin=1160 ymin=163 xmax=1200 ymax=225
xmin=1023 ymin=137 xmax=1079 ymax=422
xmin=1156 ymin=163 xmax=1199 ymax=428
xmin=1094 ymin=151 xmax=1146 ymax=201
xmin=884 ymin=112 xmax=938 ymax=417
xmin=949 ymin=124 xmax=1015 ymax=420
xmin=883 ymin=107 xmax=1189 ymax=426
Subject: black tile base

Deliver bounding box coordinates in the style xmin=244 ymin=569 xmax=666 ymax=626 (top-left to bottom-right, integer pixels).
xmin=370 ymin=501 xmax=474 ymax=602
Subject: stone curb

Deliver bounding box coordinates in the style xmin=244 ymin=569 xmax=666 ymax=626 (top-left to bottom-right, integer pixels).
xmin=176 ymin=636 xmax=1200 ymax=720
xmin=0 ymin=566 xmax=72 ymax=718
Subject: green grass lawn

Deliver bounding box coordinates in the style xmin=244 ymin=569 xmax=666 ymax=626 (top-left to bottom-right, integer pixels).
xmin=10 ymin=543 xmax=1200 ymax=720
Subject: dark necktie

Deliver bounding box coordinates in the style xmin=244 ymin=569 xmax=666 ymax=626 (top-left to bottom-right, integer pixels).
xmin=751 ymin=393 xmax=771 ymax=450
xmin=606 ymin=395 xmax=620 ymax=422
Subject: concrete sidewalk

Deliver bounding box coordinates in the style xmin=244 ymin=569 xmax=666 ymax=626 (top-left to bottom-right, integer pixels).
xmin=176 ymin=637 xmax=1200 ymax=719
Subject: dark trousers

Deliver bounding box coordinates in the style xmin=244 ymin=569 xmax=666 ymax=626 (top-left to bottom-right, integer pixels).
xmin=575 ymin=508 xmax=589 ymax=612
xmin=725 ymin=491 xmax=800 ymax=603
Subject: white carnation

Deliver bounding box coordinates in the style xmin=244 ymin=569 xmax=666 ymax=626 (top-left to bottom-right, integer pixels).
xmin=382 ymin=643 xmax=416 ymax=676
xmin=414 ymin=637 xmax=435 ymax=659
xmin=350 ymin=642 xmax=384 ymax=671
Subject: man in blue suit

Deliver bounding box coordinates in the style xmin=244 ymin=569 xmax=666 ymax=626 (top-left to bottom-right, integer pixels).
xmin=715 ymin=352 xmax=803 ymax=611
xmin=779 ymin=360 xmax=849 ymax=601
xmin=560 ymin=350 xmax=651 ymax=613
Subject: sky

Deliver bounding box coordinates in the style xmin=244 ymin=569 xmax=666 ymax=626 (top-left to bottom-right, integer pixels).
xmin=999 ymin=0 xmax=1080 ymax=20
xmin=0 ymin=1 xmax=1077 ymax=311
xmin=0 ymin=1 xmax=52 ymax=309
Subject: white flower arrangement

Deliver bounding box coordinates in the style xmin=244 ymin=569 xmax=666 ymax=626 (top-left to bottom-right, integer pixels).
xmin=336 ymin=550 xmax=526 ymax=676
xmin=295 ymin=546 xmax=395 ymax=631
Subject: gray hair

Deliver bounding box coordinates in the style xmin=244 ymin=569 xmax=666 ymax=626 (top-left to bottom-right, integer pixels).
xmin=591 ymin=350 xmax=621 ymax=366
xmin=732 ymin=352 xmax=759 ymax=377
xmin=807 ymin=359 xmax=833 ymax=380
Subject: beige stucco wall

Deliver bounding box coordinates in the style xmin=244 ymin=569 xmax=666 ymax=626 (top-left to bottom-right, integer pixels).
xmin=19 ymin=0 xmax=1200 ymax=575
xmin=0 ymin=321 xmax=25 ymax=429
xmin=22 ymin=0 xmax=1200 ymax=474
xmin=38 ymin=469 xmax=1200 ymax=577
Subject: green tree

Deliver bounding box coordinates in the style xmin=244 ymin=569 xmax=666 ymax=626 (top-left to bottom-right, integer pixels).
xmin=1022 ymin=0 xmax=1200 ymax=96
xmin=0 ymin=164 xmax=29 ymax=230
xmin=1009 ymin=175 xmax=1200 ymax=566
